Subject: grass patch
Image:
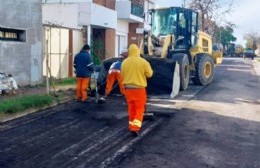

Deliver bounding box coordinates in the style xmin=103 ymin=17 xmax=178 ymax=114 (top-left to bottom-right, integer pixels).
xmin=57 ymin=77 xmax=76 ymax=85
xmin=39 ymin=77 xmax=77 ymax=87
xmin=0 ymin=94 xmax=53 ymax=114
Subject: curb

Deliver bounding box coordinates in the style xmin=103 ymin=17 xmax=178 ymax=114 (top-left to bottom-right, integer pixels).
xmin=252 ymin=58 xmax=260 ymax=81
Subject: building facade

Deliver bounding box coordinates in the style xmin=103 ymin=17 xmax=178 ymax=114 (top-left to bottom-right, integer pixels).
xmin=42 ymin=0 xmax=154 ymax=79
xmin=116 ymin=0 xmax=154 ymax=57
xmin=42 ymin=0 xmax=117 ymax=78
xmin=0 ymin=0 xmax=42 ymax=86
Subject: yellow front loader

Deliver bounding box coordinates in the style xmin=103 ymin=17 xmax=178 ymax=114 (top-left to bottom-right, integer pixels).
xmin=98 ymin=7 xmax=222 ymax=97
xmin=139 ymin=7 xmax=222 ymax=93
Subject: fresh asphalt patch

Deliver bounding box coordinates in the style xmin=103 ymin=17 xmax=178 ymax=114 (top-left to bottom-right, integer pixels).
xmin=0 ymin=83 xmax=206 ymax=167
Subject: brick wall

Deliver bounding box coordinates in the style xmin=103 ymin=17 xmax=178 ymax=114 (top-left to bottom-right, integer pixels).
xmin=93 ymin=0 xmax=116 ymax=59
xmin=105 ymin=0 xmax=115 ymax=10
xmin=131 ymin=0 xmax=144 ymax=5
xmin=93 ymin=0 xmax=105 ymax=6
xmin=93 ymin=0 xmax=115 ymax=10
xmin=105 ymin=29 xmax=116 ymax=58
xmin=128 ymin=23 xmax=144 ymax=47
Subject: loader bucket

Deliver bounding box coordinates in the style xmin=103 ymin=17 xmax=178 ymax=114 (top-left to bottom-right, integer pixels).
xmin=97 ymin=56 xmax=177 ymax=96
xmin=143 ymin=56 xmax=177 ymax=95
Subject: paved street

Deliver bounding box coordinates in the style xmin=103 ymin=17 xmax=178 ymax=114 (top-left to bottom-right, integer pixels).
xmin=1 ymin=1 xmax=260 ymax=168
xmin=0 ymin=57 xmax=259 ymax=168
xmin=118 ymin=57 xmax=260 ymax=168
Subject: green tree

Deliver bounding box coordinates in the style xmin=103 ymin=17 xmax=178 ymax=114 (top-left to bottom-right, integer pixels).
xmin=90 ymin=39 xmax=106 ymax=65
xmin=216 ymin=25 xmax=236 ymax=50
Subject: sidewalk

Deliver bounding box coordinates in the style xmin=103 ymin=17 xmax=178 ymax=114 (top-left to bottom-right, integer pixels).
xmin=253 ymin=56 xmax=260 ymax=80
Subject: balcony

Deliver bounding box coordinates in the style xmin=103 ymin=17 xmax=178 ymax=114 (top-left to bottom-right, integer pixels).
xmin=42 ymin=2 xmax=117 ymax=29
xmin=116 ymin=1 xmax=144 ymax=23
xmin=78 ymin=3 xmax=117 ymax=29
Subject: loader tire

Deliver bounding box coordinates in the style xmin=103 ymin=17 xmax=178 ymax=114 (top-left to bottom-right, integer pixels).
xmin=192 ymin=54 xmax=214 ymax=86
xmin=144 ymin=45 xmax=149 ymax=55
xmin=171 ymin=53 xmax=190 ymax=91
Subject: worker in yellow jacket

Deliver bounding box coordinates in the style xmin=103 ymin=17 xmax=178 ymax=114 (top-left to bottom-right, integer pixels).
xmin=121 ymin=44 xmax=153 ymax=136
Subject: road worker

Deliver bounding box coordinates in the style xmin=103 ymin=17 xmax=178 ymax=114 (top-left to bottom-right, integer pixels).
xmin=121 ymin=44 xmax=153 ymax=136
xmin=74 ymin=44 xmax=94 ymax=102
xmin=104 ymin=51 xmax=128 ymax=99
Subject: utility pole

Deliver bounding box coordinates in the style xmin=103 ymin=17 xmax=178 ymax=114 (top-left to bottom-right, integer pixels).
xmin=45 ymin=39 xmax=49 ymax=95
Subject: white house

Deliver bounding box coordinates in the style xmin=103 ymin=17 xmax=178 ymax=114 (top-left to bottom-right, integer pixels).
xmin=42 ymin=0 xmax=154 ymax=79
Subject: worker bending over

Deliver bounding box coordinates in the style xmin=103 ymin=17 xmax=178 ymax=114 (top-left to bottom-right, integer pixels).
xmin=121 ymin=44 xmax=153 ymax=136
xmin=105 ymin=51 xmax=128 ymax=98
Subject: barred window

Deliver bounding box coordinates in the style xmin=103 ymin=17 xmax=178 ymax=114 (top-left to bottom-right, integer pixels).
xmin=0 ymin=27 xmax=26 ymax=42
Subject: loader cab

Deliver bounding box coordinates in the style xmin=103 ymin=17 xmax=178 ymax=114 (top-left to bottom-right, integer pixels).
xmin=150 ymin=7 xmax=198 ymax=50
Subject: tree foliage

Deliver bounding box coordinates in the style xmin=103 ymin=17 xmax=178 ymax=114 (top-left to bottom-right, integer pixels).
xmin=243 ymin=32 xmax=260 ymax=50
xmin=91 ymin=39 xmax=106 ymax=65
xmin=215 ymin=24 xmax=236 ymax=49
xmin=188 ymin=0 xmax=219 ymax=31
xmin=187 ymin=0 xmax=234 ymax=39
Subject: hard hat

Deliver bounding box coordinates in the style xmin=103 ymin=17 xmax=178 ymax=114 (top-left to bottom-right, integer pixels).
xmin=120 ymin=51 xmax=128 ymax=58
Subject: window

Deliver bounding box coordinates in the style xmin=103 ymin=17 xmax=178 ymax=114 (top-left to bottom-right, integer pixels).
xmin=0 ymin=27 xmax=26 ymax=42
xmin=131 ymin=3 xmax=143 ymax=18
xmin=151 ymin=8 xmax=177 ymax=36
xmin=191 ymin=12 xmax=198 ymax=45
xmin=202 ymin=38 xmax=209 ymax=52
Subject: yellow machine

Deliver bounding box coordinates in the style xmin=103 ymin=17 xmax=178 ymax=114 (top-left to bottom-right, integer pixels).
xmin=98 ymin=7 xmax=222 ymax=96
xmin=139 ymin=7 xmax=222 ymax=91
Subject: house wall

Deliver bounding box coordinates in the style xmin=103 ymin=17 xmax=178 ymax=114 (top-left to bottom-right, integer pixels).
xmin=144 ymin=0 xmax=154 ymax=30
xmin=42 ymin=3 xmax=80 ymax=29
xmin=43 ymin=26 xmax=84 ymax=79
xmin=78 ymin=3 xmax=117 ymax=29
xmin=92 ymin=0 xmax=116 ymax=59
xmin=105 ymin=29 xmax=116 ymax=58
xmin=116 ymin=20 xmax=129 ymax=57
xmin=0 ymin=0 xmax=42 ymax=86
xmin=42 ymin=0 xmax=92 ymax=2
xmin=128 ymin=23 xmax=144 ymax=46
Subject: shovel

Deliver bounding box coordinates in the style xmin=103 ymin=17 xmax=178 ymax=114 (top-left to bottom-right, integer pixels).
xmin=92 ymin=71 xmax=106 ymax=104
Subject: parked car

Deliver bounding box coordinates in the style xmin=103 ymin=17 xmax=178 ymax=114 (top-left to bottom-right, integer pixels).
xmin=243 ymin=48 xmax=256 ymax=60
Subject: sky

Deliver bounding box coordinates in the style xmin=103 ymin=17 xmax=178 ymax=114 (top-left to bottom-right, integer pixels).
xmin=154 ymin=0 xmax=260 ymax=46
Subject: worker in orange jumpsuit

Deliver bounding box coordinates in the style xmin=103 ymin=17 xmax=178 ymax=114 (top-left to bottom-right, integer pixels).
xmin=73 ymin=44 xmax=94 ymax=102
xmin=121 ymin=44 xmax=153 ymax=136
xmin=104 ymin=51 xmax=128 ymax=98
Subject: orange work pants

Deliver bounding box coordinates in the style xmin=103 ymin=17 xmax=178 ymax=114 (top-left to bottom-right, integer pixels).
xmin=105 ymin=71 xmax=125 ymax=96
xmin=76 ymin=77 xmax=90 ymax=101
xmin=125 ymin=88 xmax=146 ymax=132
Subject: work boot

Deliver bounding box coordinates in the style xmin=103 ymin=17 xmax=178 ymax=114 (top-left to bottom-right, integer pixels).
xmin=131 ymin=131 xmax=139 ymax=137
xmin=102 ymin=96 xmax=107 ymax=100
xmin=76 ymin=99 xmax=81 ymax=102
xmin=97 ymin=96 xmax=106 ymax=104
xmin=83 ymin=99 xmax=92 ymax=103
